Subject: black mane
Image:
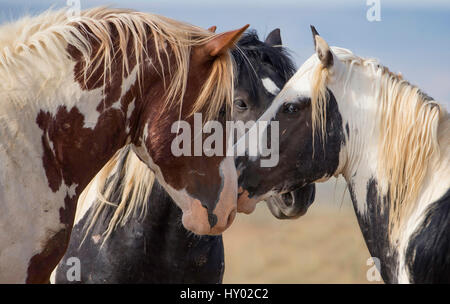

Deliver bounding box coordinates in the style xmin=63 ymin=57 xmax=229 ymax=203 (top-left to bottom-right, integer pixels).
xmin=233 ymin=30 xmax=296 ymax=96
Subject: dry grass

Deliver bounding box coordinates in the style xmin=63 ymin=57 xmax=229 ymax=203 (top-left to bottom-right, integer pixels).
xmin=223 ymin=179 xmax=383 ymax=284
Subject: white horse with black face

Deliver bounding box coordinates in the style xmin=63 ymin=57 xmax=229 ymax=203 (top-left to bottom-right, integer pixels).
xmin=237 ymin=26 xmax=449 ymax=283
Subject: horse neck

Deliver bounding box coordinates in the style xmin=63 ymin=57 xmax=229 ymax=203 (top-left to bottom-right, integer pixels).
xmin=330 ymin=66 xmax=383 ymax=210
xmin=142 ymin=183 xmax=223 ymax=273
xmin=328 ymin=66 xmax=399 ymax=280
xmin=146 ymin=183 xmax=182 ymax=227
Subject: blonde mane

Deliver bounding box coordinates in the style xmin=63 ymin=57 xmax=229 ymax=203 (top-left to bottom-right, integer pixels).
xmin=78 ymin=145 xmax=155 ymax=244
xmin=310 ymin=47 xmax=445 ymax=240
xmin=0 ymin=7 xmax=234 ymax=120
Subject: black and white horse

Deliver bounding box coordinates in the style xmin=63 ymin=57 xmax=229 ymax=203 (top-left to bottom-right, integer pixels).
xmin=237 ymin=26 xmax=449 ymax=283
xmin=53 ymin=29 xmax=313 ymax=283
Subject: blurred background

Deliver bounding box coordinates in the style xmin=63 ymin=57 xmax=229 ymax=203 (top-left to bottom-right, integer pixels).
xmin=1 ymin=0 xmax=448 ymax=283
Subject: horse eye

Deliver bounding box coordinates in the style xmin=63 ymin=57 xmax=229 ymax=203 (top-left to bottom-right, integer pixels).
xmin=283 ymin=103 xmax=299 ymax=114
xmin=234 ymin=99 xmax=248 ymax=110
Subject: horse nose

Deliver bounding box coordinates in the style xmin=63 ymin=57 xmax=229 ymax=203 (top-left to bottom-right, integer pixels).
xmin=208 ymin=156 xmax=238 ymax=234
xmin=208 ymin=213 xmax=218 ymax=228
xmin=207 ymin=207 xmax=236 ymax=229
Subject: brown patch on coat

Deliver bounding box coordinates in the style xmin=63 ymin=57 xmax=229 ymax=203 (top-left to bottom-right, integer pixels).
xmin=26 ymin=193 xmax=78 ymax=284
xmin=26 ymin=229 xmax=68 ymax=284
xmin=29 ymin=105 xmax=129 ymax=283
xmin=35 ymin=106 xmax=129 ymax=192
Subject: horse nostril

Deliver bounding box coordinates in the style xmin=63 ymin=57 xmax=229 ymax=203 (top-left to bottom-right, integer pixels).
xmin=208 ymin=213 xmax=218 ymax=228
xmin=281 ymin=192 xmax=293 ymax=206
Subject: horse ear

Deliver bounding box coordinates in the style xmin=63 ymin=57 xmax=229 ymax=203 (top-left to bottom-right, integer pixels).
xmin=310 ymin=25 xmax=333 ymax=68
xmin=265 ymin=28 xmax=282 ymax=46
xmin=202 ymin=24 xmax=249 ymax=58
xmin=208 ymin=26 xmax=217 ymax=33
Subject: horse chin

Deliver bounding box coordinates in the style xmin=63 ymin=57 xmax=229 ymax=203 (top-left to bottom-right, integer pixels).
xmin=266 ymin=184 xmax=316 ymax=220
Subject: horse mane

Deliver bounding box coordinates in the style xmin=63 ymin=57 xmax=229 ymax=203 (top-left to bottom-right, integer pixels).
xmin=77 ymin=29 xmax=296 ymax=244
xmin=77 ymin=145 xmax=154 ymax=244
xmin=310 ymin=46 xmax=446 ymax=240
xmin=0 ymin=7 xmax=234 ymax=120
xmin=232 ymin=30 xmax=296 ymax=98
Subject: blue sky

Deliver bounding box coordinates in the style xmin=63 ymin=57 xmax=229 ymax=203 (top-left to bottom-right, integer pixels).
xmin=1 ymin=0 xmax=449 ymax=105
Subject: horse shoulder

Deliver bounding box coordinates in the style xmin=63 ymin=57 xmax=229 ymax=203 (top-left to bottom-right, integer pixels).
xmin=0 ymin=143 xmax=75 ymax=283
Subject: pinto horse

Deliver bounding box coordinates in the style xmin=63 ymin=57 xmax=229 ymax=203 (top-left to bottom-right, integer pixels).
xmin=0 ymin=7 xmax=249 ymax=283
xmin=53 ymin=29 xmax=308 ymax=283
xmin=237 ymin=26 xmax=449 ymax=283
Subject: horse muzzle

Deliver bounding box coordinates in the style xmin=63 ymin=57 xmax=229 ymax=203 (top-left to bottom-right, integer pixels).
xmin=266 ymin=184 xmax=316 ymax=219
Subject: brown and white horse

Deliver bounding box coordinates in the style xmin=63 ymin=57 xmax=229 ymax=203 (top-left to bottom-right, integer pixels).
xmin=0 ymin=8 xmax=246 ymax=283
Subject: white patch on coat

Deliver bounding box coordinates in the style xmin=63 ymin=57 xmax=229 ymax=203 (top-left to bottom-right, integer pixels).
xmin=91 ymin=234 xmax=101 ymax=244
xmin=125 ymin=98 xmax=136 ymax=134
xmin=75 ymin=86 xmax=105 ymax=128
xmin=142 ymin=123 xmax=149 ymax=143
xmin=110 ymin=67 xmax=138 ymax=111
xmin=0 ymin=61 xmax=87 ymax=281
xmin=121 ymin=66 xmax=139 ymax=97
xmin=67 ymin=184 xmax=77 ymax=199
xmin=262 ymin=77 xmax=280 ymax=95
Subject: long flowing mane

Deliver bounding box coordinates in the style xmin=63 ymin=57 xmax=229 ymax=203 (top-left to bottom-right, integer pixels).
xmin=310 ymin=47 xmax=447 ymax=240
xmin=76 ymin=30 xmax=296 ymax=243
xmin=0 ymin=7 xmax=234 ymax=120
xmin=78 ymin=145 xmax=154 ymax=243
